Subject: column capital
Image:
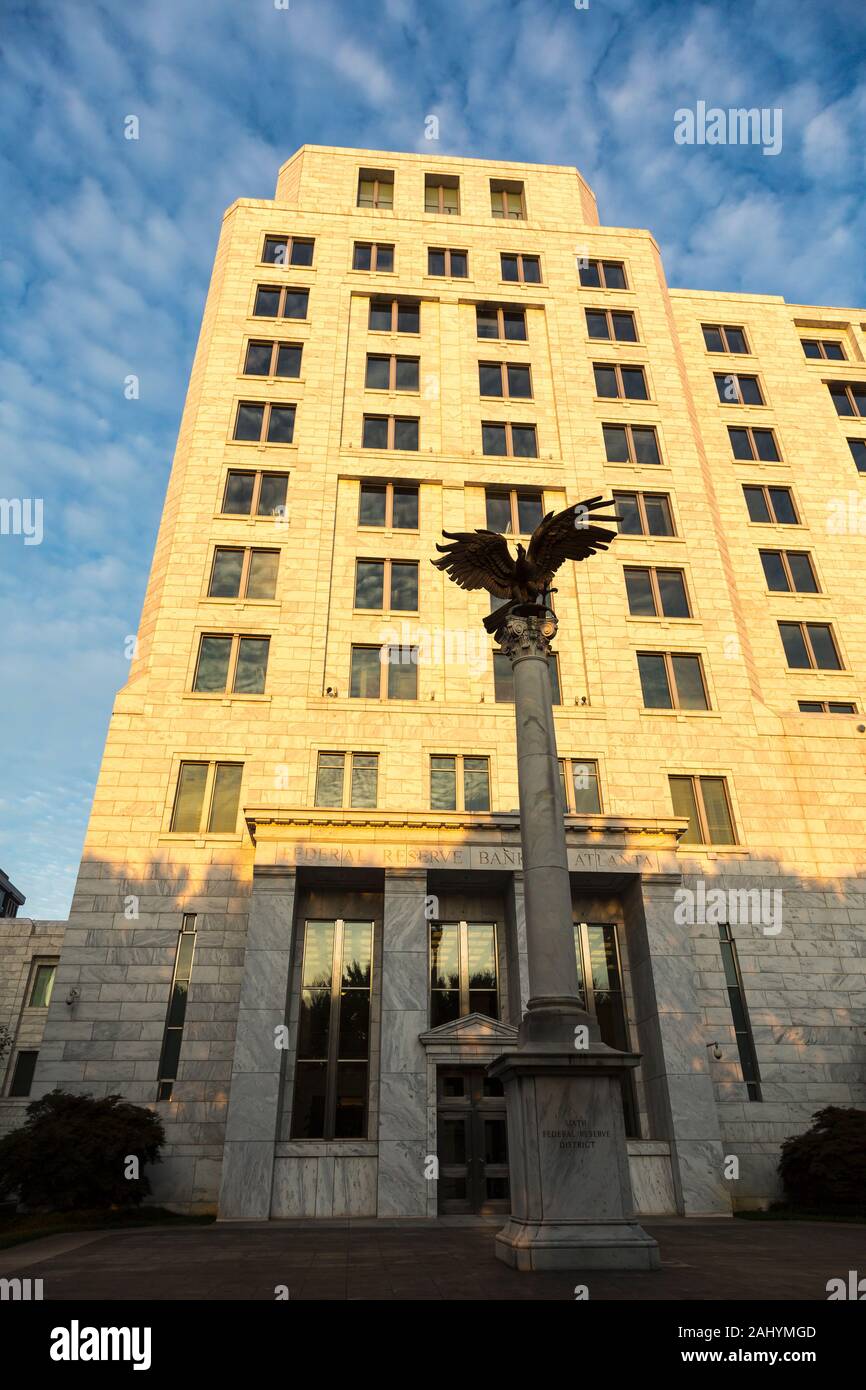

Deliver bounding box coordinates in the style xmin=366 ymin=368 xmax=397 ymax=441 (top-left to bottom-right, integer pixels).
xmin=499 ymin=610 xmax=558 ymax=664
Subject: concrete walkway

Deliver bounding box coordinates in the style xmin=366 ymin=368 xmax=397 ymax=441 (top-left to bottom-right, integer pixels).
xmin=0 ymin=1218 xmax=862 ymax=1300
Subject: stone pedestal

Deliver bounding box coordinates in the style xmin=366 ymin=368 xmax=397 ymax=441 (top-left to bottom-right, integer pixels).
xmin=489 ymin=1049 xmax=660 ymax=1270
xmin=491 ymin=607 xmax=659 ymax=1271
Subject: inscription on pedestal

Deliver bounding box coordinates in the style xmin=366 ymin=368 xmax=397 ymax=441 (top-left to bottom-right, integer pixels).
xmin=542 ymin=1117 xmax=611 ymax=1150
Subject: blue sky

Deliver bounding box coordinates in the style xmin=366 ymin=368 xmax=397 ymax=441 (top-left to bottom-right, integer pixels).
xmin=1 ymin=0 xmax=864 ymax=917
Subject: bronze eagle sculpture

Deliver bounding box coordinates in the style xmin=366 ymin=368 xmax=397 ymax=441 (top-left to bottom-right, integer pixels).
xmin=432 ymin=496 xmax=619 ymax=635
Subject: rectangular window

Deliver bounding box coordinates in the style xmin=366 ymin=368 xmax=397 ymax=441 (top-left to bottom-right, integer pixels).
xmin=603 ymin=423 xmax=661 ymax=465
xmin=427 ymin=247 xmax=467 ymax=277
xmin=208 ymin=547 xmax=279 ymax=600
xmin=261 ymin=235 xmax=314 ymax=267
xmin=718 ymin=923 xmax=762 ymax=1101
xmin=742 ymin=484 xmax=798 ymax=525
xmin=362 ymin=415 xmax=419 ymax=450
xmin=669 ymin=774 xmax=736 ymax=844
xmin=848 ymin=439 xmax=866 ymax=473
xmin=358 ymin=482 xmax=418 ymax=529
xmin=357 ymin=169 xmax=393 ymax=209
xmin=613 ymin=490 xmax=674 ymax=536
xmin=353 ymin=241 xmax=394 ymax=273
xmin=368 ymin=298 xmax=420 ymax=334
xmin=354 ymin=558 xmax=418 ymax=611
xmin=192 ymin=634 xmax=270 ymax=694
xmin=482 ymin=421 xmax=538 ymax=458
xmin=253 ymin=285 xmax=309 ymax=320
xmin=314 ymin=752 xmax=378 ymax=809
xmin=625 ymin=567 xmax=690 ymax=617
xmin=485 ymin=488 xmax=543 ymax=535
xmin=593 ymin=363 xmax=649 ymax=401
xmin=558 ymin=759 xmax=602 ymax=814
xmin=243 ymin=341 xmax=302 ymax=379
xmin=365 ymin=354 xmax=420 ymax=392
xmin=759 ymin=550 xmax=819 ymax=593
xmin=801 ymin=338 xmax=845 ymax=360
xmin=476 ymin=304 xmax=526 ymax=341
xmin=828 ymin=381 xmax=866 ymax=418
xmin=585 ymin=308 xmax=637 ymax=342
xmin=9 ymin=1050 xmax=39 ymax=1097
xmin=291 ymin=918 xmax=374 ymax=1139
xmin=702 ymin=324 xmax=748 ymax=354
xmin=350 ymin=645 xmax=417 ymax=699
xmin=170 ymin=763 xmax=242 ymax=834
xmin=500 ymin=252 xmax=541 ymax=284
xmin=494 ymin=650 xmax=560 ymax=704
xmin=573 ymin=922 xmax=638 ymax=1134
xmin=478 ymin=362 xmax=533 ymax=399
xmin=233 ymin=401 xmax=295 ymax=444
xmin=221 ymin=470 xmax=288 ymax=518
xmin=156 ymin=914 xmax=197 ymax=1102
xmin=490 ymin=179 xmax=525 ymax=219
xmin=778 ymin=622 xmax=842 ymax=670
xmin=728 ymin=426 xmax=780 ymax=461
xmin=430 ymin=921 xmax=498 ymax=1025
xmin=425 ymin=174 xmax=460 ymax=214
xmin=714 ymin=372 xmax=764 ymax=406
xmin=430 ymin=755 xmax=490 ymax=812
xmin=638 ymin=651 xmax=708 ymax=709
xmin=579 ymin=259 xmax=627 ymax=290
xmin=28 ymin=962 xmax=57 ymax=1008
xmin=797 ymin=700 xmax=857 ymax=714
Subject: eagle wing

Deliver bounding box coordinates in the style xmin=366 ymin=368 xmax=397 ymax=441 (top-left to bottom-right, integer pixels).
xmin=430 ymin=529 xmax=515 ymax=599
xmin=526 ymin=496 xmax=619 ymax=589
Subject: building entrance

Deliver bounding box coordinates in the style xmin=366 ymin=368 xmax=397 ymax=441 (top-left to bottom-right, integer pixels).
xmin=436 ymin=1066 xmax=510 ymax=1215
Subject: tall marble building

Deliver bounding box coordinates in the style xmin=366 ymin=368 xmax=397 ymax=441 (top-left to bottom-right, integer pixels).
xmin=4 ymin=146 xmax=865 ymax=1220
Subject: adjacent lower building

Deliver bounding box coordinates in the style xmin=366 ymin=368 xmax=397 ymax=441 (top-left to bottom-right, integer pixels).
xmin=3 ymin=146 xmax=865 ymax=1218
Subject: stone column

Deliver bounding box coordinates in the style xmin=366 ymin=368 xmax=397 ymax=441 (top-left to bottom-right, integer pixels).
xmin=376 ymin=870 xmax=429 ymax=1217
xmin=218 ymin=871 xmax=296 ymax=1220
xmin=489 ymin=610 xmax=659 ymax=1270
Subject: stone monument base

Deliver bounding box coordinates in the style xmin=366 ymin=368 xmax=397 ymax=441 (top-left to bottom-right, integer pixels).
xmin=488 ymin=1047 xmax=661 ymax=1272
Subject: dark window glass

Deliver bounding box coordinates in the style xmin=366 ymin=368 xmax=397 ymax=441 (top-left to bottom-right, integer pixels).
xmin=625 ymin=568 xmax=655 ymax=615
xmin=632 ymin=427 xmax=660 ymax=465
xmin=725 ymin=327 xmax=747 ymax=354
xmin=602 ymin=261 xmax=626 ymax=289
xmin=431 ymin=756 xmax=457 ymax=811
xmin=671 ymin=654 xmax=708 ymax=709
xmin=760 ymin=551 xmax=788 ymax=591
xmin=392 ymin=486 xmax=419 ymax=528
xmin=578 ymin=261 xmax=601 ymax=287
xmin=738 ymin=376 xmax=763 ymax=405
xmin=395 ymin=357 xmax=419 ymax=391
xmin=603 ymin=425 xmax=629 ymax=463
xmin=645 ymin=494 xmax=674 ymax=535
xmin=263 ymin=237 xmax=288 ymax=264
xmin=614 ymin=492 xmax=641 ymax=534
xmin=786 ymin=553 xmax=818 ymax=593
xmin=387 ymin=646 xmax=417 ymax=699
xmin=729 ymin=427 xmax=752 ymax=459
xmin=512 ymin=425 xmax=537 ymax=458
xmin=808 ymin=624 xmax=841 ymax=670
xmin=463 ymin=757 xmax=490 ymax=811
xmin=397 ymin=302 xmax=420 ymax=333
xmin=669 ymin=775 xmax=701 ymax=842
xmin=353 ymin=243 xmax=372 ymax=271
xmin=376 ymin=244 xmax=394 ymax=272
xmin=350 ymin=647 xmax=381 ymax=698
xmin=612 ymin=311 xmax=637 ymax=342
xmin=428 ymin=249 xmax=446 ymax=276
xmin=828 ymin=702 xmax=856 ymax=714
xmin=829 ymin=384 xmax=853 ymax=416
xmin=369 ymin=299 xmax=392 ymax=331
xmin=482 ymin=424 xmax=507 ymax=456
xmin=501 ymin=254 xmax=519 ymax=282
xmin=258 ymin=473 xmax=288 ymax=517
xmin=194 ymin=636 xmax=232 ymax=692
xmin=234 ymin=637 xmax=269 ymax=694
xmin=234 ymin=403 xmax=264 ymax=441
xmin=244 ymin=341 xmax=273 ymax=375
xmin=350 ymin=754 xmax=378 ymax=809
xmin=315 ymin=753 xmax=344 ymax=808
xmin=702 ymin=325 xmax=724 ymax=352
xmin=390 ymin=562 xmax=418 ymax=610
xmin=393 ymin=417 xmax=419 ymax=450
xmin=486 ymin=491 xmax=512 ymax=532
xmin=768 ymin=488 xmax=797 ymax=524
xmin=754 ymin=429 xmax=780 ymax=461
xmin=246 ymin=550 xmax=278 ymax=599
xmin=450 ymin=251 xmax=467 ymax=277
xmin=594 ymin=365 xmax=618 ymax=398
xmin=363 ymin=416 xmax=388 ymax=448
xmin=503 ymin=310 xmax=526 ymax=341
xmin=476 ymin=306 xmax=499 ymax=338
xmin=355 ymin=561 xmax=384 ymax=609
xmin=290 ymin=239 xmax=314 ymax=267
xmin=798 ymin=700 xmax=824 ymax=713
xmin=779 ymin=622 xmax=810 ymax=668
xmin=517 ymin=492 xmax=543 ymax=532
xmin=637 ymin=653 xmax=672 ymax=708
xmin=586 ymin=310 xmax=609 ymax=339
xmin=9 ymin=1051 xmax=38 ymax=1097
xmin=570 ymin=761 xmax=601 ymax=814
xmin=359 ymin=484 xmax=387 ymax=527
xmin=479 ymin=363 xmax=503 ymax=396
xmin=267 ymin=406 xmax=295 ymax=443
xmin=282 ymin=289 xmax=308 ymax=319
xmin=275 ymin=345 xmax=302 ymax=378
xmin=622 ymin=367 xmax=648 ymax=400
xmin=223 ymin=471 xmax=256 ymax=515
xmin=210 ymin=548 xmax=244 ymax=597
xmin=366 ymin=355 xmax=390 ymax=390
xmin=848 ymin=439 xmax=866 ymax=472
xmin=254 ymin=286 xmax=280 ymax=317
xmin=506 ymin=365 xmax=532 ymax=398
xmin=657 ymin=569 xmax=689 ymax=617
xmin=743 ymin=485 xmax=771 ymax=523
xmin=522 ymin=256 xmax=541 ymax=283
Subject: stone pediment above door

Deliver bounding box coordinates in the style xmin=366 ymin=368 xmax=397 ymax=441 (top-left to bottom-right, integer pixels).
xmin=419 ymin=1013 xmax=519 ymax=1047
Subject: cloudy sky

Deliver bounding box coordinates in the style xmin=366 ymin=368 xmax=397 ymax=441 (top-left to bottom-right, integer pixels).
xmin=1 ymin=0 xmax=864 ymax=917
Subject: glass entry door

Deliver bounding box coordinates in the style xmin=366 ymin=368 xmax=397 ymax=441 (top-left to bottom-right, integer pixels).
xmin=436 ymin=1067 xmax=510 ymax=1215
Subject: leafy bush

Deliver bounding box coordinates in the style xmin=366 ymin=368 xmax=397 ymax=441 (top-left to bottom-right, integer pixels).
xmin=0 ymin=1090 xmax=164 ymax=1211
xmin=778 ymin=1106 xmax=866 ymax=1211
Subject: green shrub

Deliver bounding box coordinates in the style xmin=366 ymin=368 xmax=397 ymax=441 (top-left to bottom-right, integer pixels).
xmin=0 ymin=1090 xmax=164 ymax=1211
xmin=778 ymin=1105 xmax=866 ymax=1211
